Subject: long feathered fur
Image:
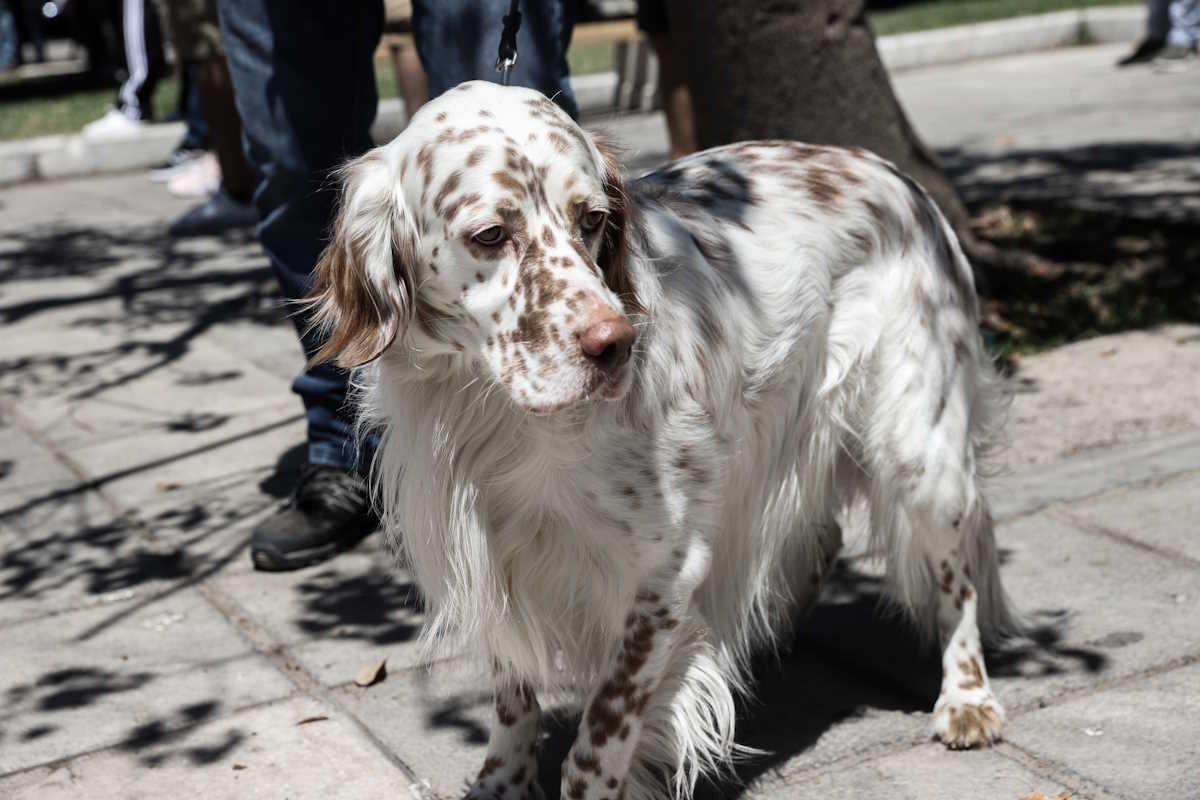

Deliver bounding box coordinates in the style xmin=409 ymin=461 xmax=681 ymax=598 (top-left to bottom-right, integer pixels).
xmin=311 ymin=81 xmax=1018 ymax=798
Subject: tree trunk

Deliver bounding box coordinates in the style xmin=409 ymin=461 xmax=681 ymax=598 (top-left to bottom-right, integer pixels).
xmin=675 ymin=0 xmax=971 ymax=237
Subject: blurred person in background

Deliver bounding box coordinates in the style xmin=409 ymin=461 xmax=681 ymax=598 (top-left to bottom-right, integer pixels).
xmin=636 ymin=0 xmax=695 ymax=160
xmin=411 ymin=0 xmax=579 ymax=118
xmin=149 ymin=62 xmax=211 ymax=181
xmin=216 ymin=0 xmax=578 ymax=570
xmin=162 ymin=0 xmax=256 ymax=236
xmin=81 ymin=0 xmax=166 ymax=136
xmin=1118 ymin=0 xmax=1200 ymax=65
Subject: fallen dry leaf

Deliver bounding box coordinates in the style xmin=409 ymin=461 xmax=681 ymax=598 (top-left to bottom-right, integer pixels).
xmin=295 ymin=715 xmax=329 ymax=726
xmin=354 ymin=659 xmax=388 ymax=687
xmin=156 ymin=480 xmax=183 ymax=492
xmin=1021 ymin=791 xmax=1073 ymax=800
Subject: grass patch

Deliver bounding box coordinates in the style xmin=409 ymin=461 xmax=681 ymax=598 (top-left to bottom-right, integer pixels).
xmin=0 ymin=79 xmax=178 ymax=141
xmin=871 ymin=0 xmax=1136 ymax=36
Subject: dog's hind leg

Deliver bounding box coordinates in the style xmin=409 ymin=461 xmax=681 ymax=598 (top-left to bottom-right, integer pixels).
xmin=466 ymin=681 xmax=544 ymax=800
xmin=863 ymin=300 xmax=1010 ymax=749
xmin=926 ymin=506 xmax=1007 ymax=749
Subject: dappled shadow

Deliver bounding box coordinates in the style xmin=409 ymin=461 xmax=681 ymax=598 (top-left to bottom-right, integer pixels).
xmin=0 ymin=462 xmax=288 ymax=645
xmin=0 ymin=222 xmax=280 ymax=406
xmin=118 ymin=700 xmax=246 ymax=768
xmin=941 ymin=142 xmax=1200 ymax=352
xmin=0 ymin=660 xmax=247 ymax=770
xmin=292 ymin=568 xmax=423 ymax=646
xmin=416 ymin=555 xmax=1107 ymax=798
xmin=0 ymin=665 xmax=156 ymax=749
xmin=943 ymin=141 xmax=1200 ymax=226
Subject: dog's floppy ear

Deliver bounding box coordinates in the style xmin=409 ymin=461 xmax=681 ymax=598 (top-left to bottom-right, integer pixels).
xmin=592 ymin=135 xmax=642 ymax=315
xmin=306 ymin=149 xmax=416 ymax=369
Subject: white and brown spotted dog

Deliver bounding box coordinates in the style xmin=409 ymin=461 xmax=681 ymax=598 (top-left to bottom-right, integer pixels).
xmin=308 ymin=80 xmax=1019 ymax=799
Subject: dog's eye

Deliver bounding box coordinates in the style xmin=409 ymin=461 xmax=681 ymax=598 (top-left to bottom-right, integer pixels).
xmin=581 ymin=209 xmax=606 ymax=233
xmin=473 ymin=226 xmax=506 ymax=246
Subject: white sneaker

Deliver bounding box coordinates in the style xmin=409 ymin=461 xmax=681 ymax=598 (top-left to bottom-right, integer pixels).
xmin=81 ymin=108 xmax=148 ymax=140
xmin=166 ymin=152 xmax=221 ymax=198
xmin=149 ymin=148 xmax=207 ymax=183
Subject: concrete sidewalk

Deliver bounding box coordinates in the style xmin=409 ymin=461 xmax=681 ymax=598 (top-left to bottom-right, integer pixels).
xmin=1 ymin=44 xmax=1198 ymax=799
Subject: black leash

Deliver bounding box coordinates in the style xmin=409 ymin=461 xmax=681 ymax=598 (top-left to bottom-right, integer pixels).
xmin=495 ymin=0 xmax=521 ymax=85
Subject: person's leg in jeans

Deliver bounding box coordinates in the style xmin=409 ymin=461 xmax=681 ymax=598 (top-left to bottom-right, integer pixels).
xmin=411 ymin=0 xmax=578 ymax=119
xmin=217 ymin=0 xmax=384 ymax=570
xmin=166 ymin=0 xmax=256 ymax=236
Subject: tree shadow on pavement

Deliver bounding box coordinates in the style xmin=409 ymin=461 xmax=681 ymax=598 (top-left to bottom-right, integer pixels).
xmin=0 ymin=223 xmax=280 ymax=404
xmin=942 ymin=141 xmax=1200 ymax=354
xmin=414 ymin=555 xmax=1106 ymax=798
xmin=292 ymin=568 xmax=424 ymax=646
xmin=0 ymin=661 xmax=248 ymax=770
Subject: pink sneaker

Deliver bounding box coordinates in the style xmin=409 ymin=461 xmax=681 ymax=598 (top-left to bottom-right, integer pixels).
xmin=166 ymin=152 xmax=221 ymax=198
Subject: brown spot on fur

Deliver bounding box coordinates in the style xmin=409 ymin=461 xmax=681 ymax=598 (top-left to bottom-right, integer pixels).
xmin=494 ymin=170 xmax=527 ymax=200
xmin=573 ymin=751 xmax=601 ymax=774
xmin=548 ymin=131 xmax=571 ymax=154
xmin=433 ymin=170 xmax=462 ymax=216
xmin=940 ymin=562 xmax=955 ymax=594
xmin=441 ymin=191 xmax=481 ymax=223
xmin=466 ymin=146 xmax=488 ymax=167
xmin=478 ymin=756 xmax=503 ymax=777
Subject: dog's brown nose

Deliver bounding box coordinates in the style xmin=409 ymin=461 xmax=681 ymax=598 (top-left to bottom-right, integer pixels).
xmin=579 ymin=315 xmax=635 ymax=371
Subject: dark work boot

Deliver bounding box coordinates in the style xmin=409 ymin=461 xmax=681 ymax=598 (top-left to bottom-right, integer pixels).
xmin=251 ymin=464 xmax=378 ymax=571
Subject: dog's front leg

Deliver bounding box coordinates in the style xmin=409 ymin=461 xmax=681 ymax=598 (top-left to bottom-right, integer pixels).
xmin=561 ymin=541 xmax=711 ymax=800
xmin=466 ymin=680 xmax=544 ymax=800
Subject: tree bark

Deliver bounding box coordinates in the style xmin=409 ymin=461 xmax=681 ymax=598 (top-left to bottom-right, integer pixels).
xmin=675 ymin=0 xmax=971 ymax=236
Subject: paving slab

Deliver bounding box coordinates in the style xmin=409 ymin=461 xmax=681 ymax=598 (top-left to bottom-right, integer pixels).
xmin=1002 ymin=325 xmax=1200 ymax=471
xmin=798 ymin=504 xmax=1200 ymax=720
xmin=1006 ymin=661 xmax=1200 ymax=798
xmin=895 ymin=43 xmax=1200 ymax=154
xmin=208 ymin=538 xmax=425 ymax=687
xmin=7 ymin=338 xmax=297 ymax=453
xmin=0 ymin=588 xmax=295 ymax=773
xmin=59 ymin=404 xmax=305 ymax=509
xmin=1064 ymin=469 xmax=1200 ymax=565
xmin=0 ymin=420 xmax=76 ymax=496
xmin=0 ymin=484 xmax=185 ymax=625
xmin=746 ymin=742 xmax=1075 ymax=800
xmin=0 ymin=695 xmax=415 ymax=800
xmin=988 ymin=429 xmax=1200 ymax=520
xmin=337 ymin=644 xmax=933 ymax=798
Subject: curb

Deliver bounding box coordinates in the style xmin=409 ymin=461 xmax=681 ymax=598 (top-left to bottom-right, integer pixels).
xmin=1 ymin=6 xmax=1141 ymax=187
xmin=877 ymin=5 xmax=1140 ymax=71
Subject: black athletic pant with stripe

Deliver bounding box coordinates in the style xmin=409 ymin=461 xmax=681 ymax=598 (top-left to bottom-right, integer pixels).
xmin=116 ymin=0 xmax=166 ymax=121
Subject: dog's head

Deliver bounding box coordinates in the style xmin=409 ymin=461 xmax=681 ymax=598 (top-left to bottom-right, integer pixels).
xmin=307 ymin=81 xmax=639 ymax=414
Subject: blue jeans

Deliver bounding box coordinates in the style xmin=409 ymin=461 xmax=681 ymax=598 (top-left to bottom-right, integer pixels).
xmin=216 ymin=0 xmax=383 ymax=472
xmin=412 ymin=0 xmax=579 ymax=119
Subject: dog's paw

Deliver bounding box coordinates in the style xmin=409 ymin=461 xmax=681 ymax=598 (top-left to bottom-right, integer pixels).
xmin=932 ymin=692 xmax=1005 ymax=749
